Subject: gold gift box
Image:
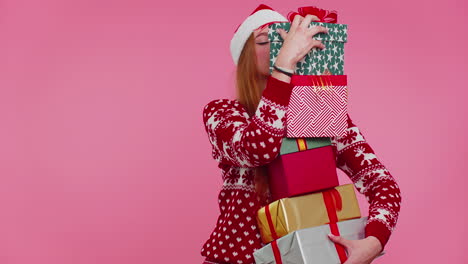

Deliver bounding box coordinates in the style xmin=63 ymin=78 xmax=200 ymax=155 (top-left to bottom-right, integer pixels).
xmin=257 ymin=184 xmax=361 ymax=244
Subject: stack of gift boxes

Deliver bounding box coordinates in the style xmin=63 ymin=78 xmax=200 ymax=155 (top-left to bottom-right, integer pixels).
xmin=253 ymin=7 xmax=384 ymax=264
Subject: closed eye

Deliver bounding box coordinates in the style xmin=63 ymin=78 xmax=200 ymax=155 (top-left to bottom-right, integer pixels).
xmin=256 ymin=42 xmax=269 ymax=45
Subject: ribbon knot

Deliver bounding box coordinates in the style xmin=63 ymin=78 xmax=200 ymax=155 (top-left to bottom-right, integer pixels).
xmin=287 ymin=6 xmax=338 ymax=23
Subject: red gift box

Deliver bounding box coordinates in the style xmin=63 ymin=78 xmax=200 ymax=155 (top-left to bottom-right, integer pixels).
xmin=267 ymin=145 xmax=339 ymax=200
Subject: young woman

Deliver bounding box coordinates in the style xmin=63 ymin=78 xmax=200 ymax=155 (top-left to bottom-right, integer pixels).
xmin=201 ymin=4 xmax=401 ymax=264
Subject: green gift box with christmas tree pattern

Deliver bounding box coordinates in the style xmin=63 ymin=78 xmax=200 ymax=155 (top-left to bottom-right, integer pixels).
xmin=280 ymin=137 xmax=332 ymax=156
xmin=268 ymin=22 xmax=348 ymax=75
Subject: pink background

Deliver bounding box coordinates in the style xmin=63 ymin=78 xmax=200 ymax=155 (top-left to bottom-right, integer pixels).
xmin=1 ymin=0 xmax=467 ymax=263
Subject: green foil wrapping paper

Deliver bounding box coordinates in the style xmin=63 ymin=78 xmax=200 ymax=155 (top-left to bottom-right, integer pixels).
xmin=279 ymin=137 xmax=331 ymax=155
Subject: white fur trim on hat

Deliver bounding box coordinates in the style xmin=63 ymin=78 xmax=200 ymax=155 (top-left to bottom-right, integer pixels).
xmin=230 ymin=9 xmax=288 ymax=66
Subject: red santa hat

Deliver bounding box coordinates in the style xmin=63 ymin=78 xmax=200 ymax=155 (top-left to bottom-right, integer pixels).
xmin=230 ymin=4 xmax=288 ymax=66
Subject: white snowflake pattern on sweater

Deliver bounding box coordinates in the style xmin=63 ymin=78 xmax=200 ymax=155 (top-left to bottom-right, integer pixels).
xmin=201 ymin=75 xmax=294 ymax=264
xmin=330 ymin=116 xmax=402 ymax=248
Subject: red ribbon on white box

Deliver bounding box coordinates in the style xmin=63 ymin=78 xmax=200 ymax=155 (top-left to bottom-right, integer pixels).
xmin=265 ymin=188 xmax=348 ymax=263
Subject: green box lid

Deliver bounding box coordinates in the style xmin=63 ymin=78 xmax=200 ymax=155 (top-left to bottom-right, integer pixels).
xmin=268 ymin=22 xmax=348 ymax=43
xmin=280 ymin=137 xmax=332 ymax=156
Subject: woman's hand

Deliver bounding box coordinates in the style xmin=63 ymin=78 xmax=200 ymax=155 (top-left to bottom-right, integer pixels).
xmin=328 ymin=234 xmax=383 ymax=264
xmin=274 ymin=14 xmax=329 ymax=70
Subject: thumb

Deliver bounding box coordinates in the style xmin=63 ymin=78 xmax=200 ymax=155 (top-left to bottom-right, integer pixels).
xmin=328 ymin=234 xmax=350 ymax=248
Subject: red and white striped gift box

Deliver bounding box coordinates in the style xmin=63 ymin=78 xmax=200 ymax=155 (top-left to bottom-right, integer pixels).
xmin=286 ymin=75 xmax=348 ymax=138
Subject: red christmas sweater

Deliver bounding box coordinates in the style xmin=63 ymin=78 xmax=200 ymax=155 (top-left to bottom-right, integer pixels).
xmin=200 ymin=75 xmax=402 ymax=264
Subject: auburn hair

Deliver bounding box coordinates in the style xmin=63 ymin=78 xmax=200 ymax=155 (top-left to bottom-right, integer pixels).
xmin=235 ymin=29 xmax=271 ymax=205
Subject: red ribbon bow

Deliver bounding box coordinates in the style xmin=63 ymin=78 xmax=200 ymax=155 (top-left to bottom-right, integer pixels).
xmin=287 ymin=6 xmax=338 ymax=23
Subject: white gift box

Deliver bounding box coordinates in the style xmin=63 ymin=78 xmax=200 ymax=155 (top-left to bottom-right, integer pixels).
xmin=253 ymin=217 xmax=385 ymax=264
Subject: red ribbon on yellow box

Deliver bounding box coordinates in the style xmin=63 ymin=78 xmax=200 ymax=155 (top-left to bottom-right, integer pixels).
xmin=323 ymin=189 xmax=348 ymax=263
xmin=266 ymin=188 xmax=349 ymax=263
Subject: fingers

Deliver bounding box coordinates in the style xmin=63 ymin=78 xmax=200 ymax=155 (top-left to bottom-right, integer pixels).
xmin=308 ymin=25 xmax=329 ymax=37
xmin=343 ymin=257 xmax=356 ymax=264
xmin=310 ymin=15 xmax=320 ymax=21
xmin=329 ymin=235 xmax=357 ymax=264
xmin=342 ymin=255 xmax=361 ymax=264
xmin=290 ymin=14 xmax=303 ymax=32
xmin=307 ymin=25 xmax=328 ymax=49
xmin=276 ymin=28 xmax=287 ymax=40
xmin=299 ymin=14 xmax=316 ymax=30
xmin=328 ymin=234 xmax=350 ymax=248
xmin=310 ymin=39 xmax=326 ymax=50
xmin=298 ymin=14 xmax=328 ymax=45
xmin=290 ymin=14 xmax=321 ymax=33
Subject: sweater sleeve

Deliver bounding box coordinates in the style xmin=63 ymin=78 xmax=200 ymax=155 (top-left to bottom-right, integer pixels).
xmin=202 ymin=75 xmax=294 ymax=168
xmin=330 ymin=115 xmax=402 ymax=251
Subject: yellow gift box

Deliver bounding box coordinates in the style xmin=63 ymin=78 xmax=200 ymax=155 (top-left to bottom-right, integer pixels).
xmin=257 ymin=184 xmax=361 ymax=244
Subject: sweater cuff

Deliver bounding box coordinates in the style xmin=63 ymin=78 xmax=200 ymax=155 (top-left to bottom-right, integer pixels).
xmin=262 ymin=75 xmax=294 ymax=106
xmin=365 ymin=220 xmax=391 ymax=253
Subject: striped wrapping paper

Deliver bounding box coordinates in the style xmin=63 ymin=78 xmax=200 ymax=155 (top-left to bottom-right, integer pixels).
xmin=286 ymin=75 xmax=348 ymax=138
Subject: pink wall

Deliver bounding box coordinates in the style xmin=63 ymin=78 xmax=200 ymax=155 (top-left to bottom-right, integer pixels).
xmin=1 ymin=0 xmax=467 ymax=263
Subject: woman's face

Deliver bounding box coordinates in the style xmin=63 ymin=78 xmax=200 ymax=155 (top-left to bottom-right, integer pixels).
xmin=253 ymin=26 xmax=270 ymax=77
